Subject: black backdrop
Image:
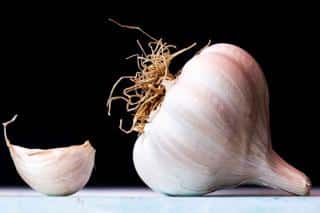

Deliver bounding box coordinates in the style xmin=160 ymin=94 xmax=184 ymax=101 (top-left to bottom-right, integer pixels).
xmin=0 ymin=2 xmax=319 ymax=187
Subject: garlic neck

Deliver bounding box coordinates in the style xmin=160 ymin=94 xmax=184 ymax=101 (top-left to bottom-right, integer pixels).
xmin=253 ymin=150 xmax=311 ymax=195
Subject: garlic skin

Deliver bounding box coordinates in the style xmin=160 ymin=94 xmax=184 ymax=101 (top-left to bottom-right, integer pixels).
xmin=133 ymin=43 xmax=311 ymax=196
xmin=3 ymin=115 xmax=95 ymax=196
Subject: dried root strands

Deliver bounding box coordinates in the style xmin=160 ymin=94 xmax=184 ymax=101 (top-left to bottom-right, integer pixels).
xmin=106 ymin=19 xmax=196 ymax=133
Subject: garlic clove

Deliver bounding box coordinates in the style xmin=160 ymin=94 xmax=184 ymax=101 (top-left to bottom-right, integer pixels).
xmin=3 ymin=115 xmax=95 ymax=196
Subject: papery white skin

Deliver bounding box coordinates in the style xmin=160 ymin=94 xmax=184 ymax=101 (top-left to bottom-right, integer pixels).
xmin=3 ymin=115 xmax=95 ymax=196
xmin=133 ymin=43 xmax=311 ymax=196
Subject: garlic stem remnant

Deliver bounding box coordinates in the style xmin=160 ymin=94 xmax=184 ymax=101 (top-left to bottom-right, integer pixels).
xmin=3 ymin=115 xmax=95 ymax=196
xmin=106 ymin=19 xmax=196 ymax=133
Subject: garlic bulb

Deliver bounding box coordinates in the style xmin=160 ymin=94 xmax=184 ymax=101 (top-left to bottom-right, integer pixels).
xmin=2 ymin=115 xmax=95 ymax=196
xmin=131 ymin=43 xmax=311 ymax=196
xmin=108 ymin=37 xmax=311 ymax=195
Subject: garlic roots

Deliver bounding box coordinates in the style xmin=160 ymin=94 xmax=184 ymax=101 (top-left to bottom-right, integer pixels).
xmin=108 ymin=37 xmax=311 ymax=195
xmin=2 ymin=115 xmax=95 ymax=196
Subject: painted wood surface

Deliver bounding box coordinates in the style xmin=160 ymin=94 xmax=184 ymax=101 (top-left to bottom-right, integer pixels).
xmin=0 ymin=187 xmax=319 ymax=213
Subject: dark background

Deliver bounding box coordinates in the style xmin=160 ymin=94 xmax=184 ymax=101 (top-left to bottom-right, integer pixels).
xmin=0 ymin=2 xmax=319 ymax=187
